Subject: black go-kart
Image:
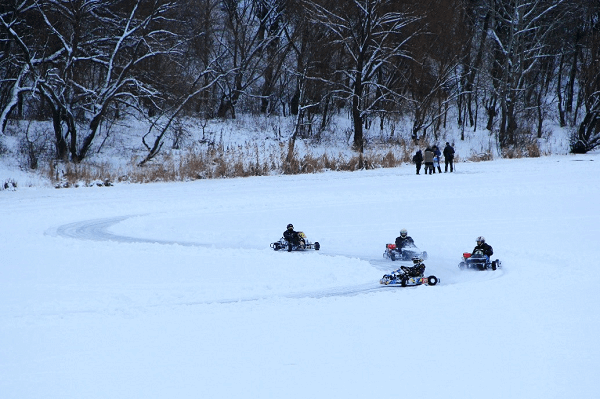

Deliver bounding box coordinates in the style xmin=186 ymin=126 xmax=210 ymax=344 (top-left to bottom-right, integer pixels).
xmin=383 ymin=243 xmax=428 ymax=261
xmin=270 ymin=232 xmax=320 ymax=252
xmin=458 ymin=250 xmax=501 ymax=271
xmin=380 ymin=257 xmax=439 ymax=287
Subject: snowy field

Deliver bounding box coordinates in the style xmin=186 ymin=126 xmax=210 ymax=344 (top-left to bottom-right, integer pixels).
xmin=1 ymin=154 xmax=599 ymax=399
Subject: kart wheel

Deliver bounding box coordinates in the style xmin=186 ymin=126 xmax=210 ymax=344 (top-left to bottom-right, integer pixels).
xmin=401 ymin=277 xmax=407 ymax=287
xmin=477 ymin=264 xmax=485 ymax=271
xmin=287 ymin=245 xmax=292 ymax=252
xmin=491 ymin=261 xmax=497 ymax=270
xmin=390 ymin=252 xmax=396 ymax=261
xmin=314 ymin=242 xmax=320 ymax=251
xmin=458 ymin=262 xmax=466 ymax=270
xmin=427 ymin=276 xmax=438 ymax=286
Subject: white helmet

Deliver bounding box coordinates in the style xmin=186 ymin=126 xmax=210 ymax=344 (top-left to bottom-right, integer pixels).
xmin=400 ymin=229 xmax=408 ymax=237
xmin=476 ymin=236 xmax=485 ymax=244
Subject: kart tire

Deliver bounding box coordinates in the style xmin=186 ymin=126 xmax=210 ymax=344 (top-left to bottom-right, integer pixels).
xmin=314 ymin=242 xmax=320 ymax=251
xmin=492 ymin=261 xmax=497 ymax=270
xmin=287 ymin=245 xmax=292 ymax=252
xmin=427 ymin=276 xmax=438 ymax=286
xmin=458 ymin=262 xmax=466 ymax=270
xmin=401 ymin=277 xmax=407 ymax=287
xmin=477 ymin=264 xmax=485 ymax=271
xmin=390 ymin=252 xmax=396 ymax=261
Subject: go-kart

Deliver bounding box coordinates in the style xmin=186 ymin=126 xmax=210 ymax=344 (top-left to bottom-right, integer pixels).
xmin=383 ymin=243 xmax=428 ymax=261
xmin=380 ymin=257 xmax=438 ymax=286
xmin=458 ymin=250 xmax=501 ymax=271
xmin=270 ymin=232 xmax=320 ymax=252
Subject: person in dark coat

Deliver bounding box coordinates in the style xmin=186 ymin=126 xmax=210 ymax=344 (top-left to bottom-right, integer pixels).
xmin=283 ymin=223 xmax=303 ymax=248
xmin=423 ymin=146 xmax=434 ymax=175
xmin=473 ymin=236 xmax=493 ymax=257
xmin=443 ymin=142 xmax=455 ymax=172
xmin=433 ymin=145 xmax=442 ymax=173
xmin=412 ymin=150 xmax=423 ymax=175
xmin=395 ymin=228 xmax=415 ymax=249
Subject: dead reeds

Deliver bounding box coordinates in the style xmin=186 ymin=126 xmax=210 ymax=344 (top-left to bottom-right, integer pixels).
xmin=46 ymin=141 xmax=416 ymax=187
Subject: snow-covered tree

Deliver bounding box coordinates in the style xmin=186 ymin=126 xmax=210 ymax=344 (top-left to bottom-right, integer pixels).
xmin=1 ymin=0 xmax=181 ymax=162
xmin=487 ymin=0 xmax=567 ymax=147
xmin=572 ymin=3 xmax=600 ymax=153
xmin=304 ymin=0 xmax=419 ymax=160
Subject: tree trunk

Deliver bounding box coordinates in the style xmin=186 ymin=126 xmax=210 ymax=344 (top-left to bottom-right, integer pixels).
xmin=565 ymin=45 xmax=580 ymax=114
xmin=557 ymin=54 xmax=566 ymax=127
xmin=51 ymin=108 xmax=69 ymax=161
xmin=352 ymin=96 xmax=364 ymax=154
xmin=351 ymin=68 xmax=364 ymax=159
xmin=464 ymin=11 xmax=491 ymax=128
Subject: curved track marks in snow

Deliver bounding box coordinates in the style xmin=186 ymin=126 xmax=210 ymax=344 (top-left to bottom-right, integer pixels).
xmin=50 ymin=215 xmax=502 ymax=305
xmin=52 ymin=215 xmax=206 ymax=247
xmin=49 ymin=215 xmax=390 ymax=302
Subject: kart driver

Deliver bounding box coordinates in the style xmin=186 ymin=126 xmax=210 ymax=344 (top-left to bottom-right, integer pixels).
xmin=473 ymin=236 xmax=493 ymax=257
xmin=395 ymin=228 xmax=415 ymax=249
xmin=283 ymin=223 xmax=304 ymax=247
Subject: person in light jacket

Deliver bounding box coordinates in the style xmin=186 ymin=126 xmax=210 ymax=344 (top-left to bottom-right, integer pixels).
xmin=423 ymin=146 xmax=434 ymax=175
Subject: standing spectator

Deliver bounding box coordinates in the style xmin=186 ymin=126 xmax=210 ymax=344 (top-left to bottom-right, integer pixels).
xmin=412 ymin=149 xmax=423 ymax=175
xmin=433 ymin=145 xmax=442 ymax=174
xmin=423 ymin=146 xmax=434 ymax=175
xmin=443 ymin=142 xmax=455 ymax=172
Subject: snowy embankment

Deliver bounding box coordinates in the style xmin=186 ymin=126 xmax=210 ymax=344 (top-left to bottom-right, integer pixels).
xmin=1 ymin=154 xmax=599 ymax=399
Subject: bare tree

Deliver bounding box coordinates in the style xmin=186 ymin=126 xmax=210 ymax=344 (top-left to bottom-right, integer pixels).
xmin=139 ymin=67 xmax=227 ymax=165
xmin=401 ymin=0 xmax=464 ymax=141
xmin=488 ymin=0 xmax=567 ymax=147
xmin=572 ymin=2 xmax=600 ymax=153
xmin=212 ymin=0 xmax=278 ymax=118
xmin=1 ymin=0 xmax=182 ymax=162
xmin=304 ymin=0 xmax=419 ymax=164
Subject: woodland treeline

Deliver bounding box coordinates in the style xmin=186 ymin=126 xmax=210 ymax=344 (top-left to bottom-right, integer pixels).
xmin=1 ymin=0 xmax=599 ymax=166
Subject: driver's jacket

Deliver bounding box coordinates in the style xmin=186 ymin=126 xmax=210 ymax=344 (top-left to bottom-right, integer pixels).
xmin=283 ymin=229 xmax=300 ymax=244
xmin=395 ymin=236 xmax=415 ymax=249
xmin=473 ymin=243 xmax=493 ymax=257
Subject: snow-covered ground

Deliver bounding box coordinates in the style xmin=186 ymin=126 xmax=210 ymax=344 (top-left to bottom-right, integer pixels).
xmin=1 ymin=153 xmax=599 ymax=399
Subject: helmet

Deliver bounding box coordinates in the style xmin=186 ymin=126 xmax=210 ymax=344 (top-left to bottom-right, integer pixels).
xmin=476 ymin=236 xmax=485 ymax=244
xmin=287 ymin=224 xmax=294 ymax=230
xmin=400 ymin=228 xmax=407 ymax=237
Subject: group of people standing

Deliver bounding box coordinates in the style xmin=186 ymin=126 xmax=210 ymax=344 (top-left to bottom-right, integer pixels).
xmin=412 ymin=142 xmax=455 ymax=175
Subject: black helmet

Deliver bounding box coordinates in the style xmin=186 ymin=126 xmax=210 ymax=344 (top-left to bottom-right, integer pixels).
xmin=287 ymin=223 xmax=294 ymax=230
xmin=476 ymin=236 xmax=485 ymax=244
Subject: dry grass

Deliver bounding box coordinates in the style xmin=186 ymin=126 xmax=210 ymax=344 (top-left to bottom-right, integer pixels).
xmin=43 ymin=141 xmax=438 ymax=187
xmin=502 ymin=138 xmax=543 ymax=159
xmin=466 ymin=151 xmax=493 ymax=162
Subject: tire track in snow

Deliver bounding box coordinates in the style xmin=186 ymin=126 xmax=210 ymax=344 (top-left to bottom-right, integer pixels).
xmin=52 ymin=215 xmax=213 ymax=247
xmin=49 ymin=215 xmax=394 ymax=302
